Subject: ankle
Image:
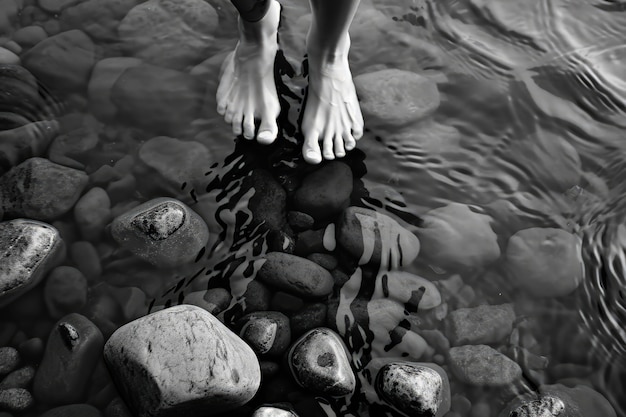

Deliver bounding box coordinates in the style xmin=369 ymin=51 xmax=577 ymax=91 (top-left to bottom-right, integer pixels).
xmin=306 ymin=30 xmax=350 ymax=65
xmin=238 ymin=0 xmax=279 ymax=44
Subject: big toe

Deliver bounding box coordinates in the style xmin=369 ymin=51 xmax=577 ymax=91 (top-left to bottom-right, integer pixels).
xmin=303 ymin=132 xmax=323 ymax=164
xmin=257 ymin=118 xmax=278 ymax=145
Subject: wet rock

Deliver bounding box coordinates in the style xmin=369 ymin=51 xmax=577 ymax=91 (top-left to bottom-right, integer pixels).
xmin=445 ymin=304 xmax=516 ymax=346
xmin=247 ymin=169 xmax=288 ymax=232
xmin=0 ymin=388 xmax=33 ymax=411
xmin=0 ymin=219 xmax=65 ymax=308
xmin=22 ymin=29 xmax=96 ymax=92
xmin=12 ymin=26 xmax=48 ymax=48
xmin=0 ymin=157 xmax=88 ymax=221
xmin=183 ymin=288 xmax=231 ymax=315
xmin=242 ymin=280 xmax=271 ymax=313
xmin=294 ymin=228 xmax=326 ymax=256
xmin=288 ymin=328 xmax=355 ymax=397
xmin=337 ymin=206 xmax=420 ymax=269
xmin=448 ymin=345 xmax=522 ymax=387
xmin=253 ymin=405 xmax=299 ymax=417
xmin=73 ymin=187 xmax=111 ymax=241
xmin=238 ymin=311 xmax=291 ymax=357
xmin=59 ymin=0 xmax=141 ymax=41
xmin=307 ymin=253 xmax=338 ymax=270
xmin=70 ymin=241 xmax=102 ymax=282
xmin=118 ymin=0 xmax=218 ymax=70
xmin=33 ymin=313 xmax=104 ymax=405
xmin=504 ymin=228 xmax=583 ymax=297
xmin=110 ymin=197 xmax=209 ymax=268
xmin=0 ymin=47 xmax=19 ymax=65
xmin=0 ymin=365 xmax=35 ymax=389
xmin=40 ymin=403 xmax=103 ymax=417
xmin=293 ymin=161 xmax=353 ymax=221
xmin=38 ymin=0 xmax=81 ymax=13
xmin=104 ymin=305 xmax=261 ymax=417
xmin=290 ymin=303 xmax=327 ymax=338
xmin=87 ymin=57 xmax=143 ymax=121
xmin=138 ymin=136 xmax=210 ymax=195
xmin=288 ymin=211 xmax=314 ymax=232
xmin=48 ymin=125 xmax=100 ymax=170
xmin=43 ymin=266 xmax=88 ymax=319
xmin=16 ymin=338 xmax=43 ymax=363
xmin=417 ymin=203 xmax=500 ymax=270
xmin=0 ymin=347 xmax=19 ymax=376
xmin=375 ymin=362 xmax=450 ymax=417
xmin=354 ymin=69 xmax=440 ymax=128
xmin=0 ymin=121 xmax=60 ymax=173
xmin=270 ymin=291 xmax=304 ymax=314
xmin=110 ymin=64 xmax=205 ymax=135
xmin=257 ymin=252 xmax=334 ymax=298
xmin=500 ymin=384 xmax=616 ymax=417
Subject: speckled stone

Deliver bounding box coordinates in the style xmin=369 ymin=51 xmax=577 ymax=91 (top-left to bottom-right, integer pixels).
xmin=0 ymin=387 xmax=33 ymax=411
xmin=445 ymin=304 xmax=516 ymax=346
xmin=0 ymin=219 xmax=65 ymax=308
xmin=33 ymin=314 xmax=104 ymax=405
xmin=0 ymin=157 xmax=88 ymax=220
xmin=0 ymin=347 xmax=20 ymax=376
xmin=507 ymin=396 xmax=565 ymax=417
xmin=448 ymin=345 xmax=522 ymax=387
xmin=110 ymin=197 xmax=209 ymax=268
xmin=375 ymin=362 xmax=449 ymax=417
xmin=288 ymin=327 xmax=355 ymax=397
xmin=253 ymin=405 xmax=299 ymax=417
xmin=104 ymin=305 xmax=261 ymax=417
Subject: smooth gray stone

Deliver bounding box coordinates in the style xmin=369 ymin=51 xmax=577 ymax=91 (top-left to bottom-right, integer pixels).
xmin=104 ymin=305 xmax=261 ymax=417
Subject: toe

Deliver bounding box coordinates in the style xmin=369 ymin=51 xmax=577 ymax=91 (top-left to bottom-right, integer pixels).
xmin=242 ymin=113 xmax=255 ymax=140
xmin=334 ymin=133 xmax=346 ymax=158
xmin=232 ymin=113 xmax=243 ymax=136
xmin=257 ymin=117 xmax=278 ymax=145
xmin=225 ymin=107 xmax=235 ymax=124
xmin=343 ymin=130 xmax=356 ymax=151
xmin=322 ymin=130 xmax=335 ymax=160
xmin=303 ymin=130 xmax=323 ymax=164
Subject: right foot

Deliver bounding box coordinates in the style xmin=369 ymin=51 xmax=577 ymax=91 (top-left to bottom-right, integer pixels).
xmin=216 ymin=0 xmax=281 ymax=144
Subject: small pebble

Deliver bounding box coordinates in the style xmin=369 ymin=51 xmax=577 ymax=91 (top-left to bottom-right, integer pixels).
xmin=12 ymin=25 xmax=48 ymax=48
xmin=0 ymin=388 xmax=33 ymax=412
xmin=0 ymin=47 xmax=19 ymax=65
xmin=270 ymin=291 xmax=305 ymax=314
xmin=258 ymin=252 xmax=334 ymax=299
xmin=17 ymin=338 xmax=44 ymax=363
xmin=288 ymin=211 xmax=315 ymax=232
xmin=306 ymin=253 xmax=338 ymax=271
xmin=0 ymin=366 xmax=35 ymax=389
xmin=43 ymin=266 xmax=88 ymax=319
xmin=448 ymin=345 xmax=522 ymax=387
xmin=70 ymin=241 xmax=102 ymax=282
xmin=253 ymin=405 xmax=299 ymax=417
xmin=290 ymin=304 xmax=327 ymax=338
xmin=73 ymin=187 xmax=111 ymax=241
xmin=0 ymin=348 xmax=20 ymax=377
xmin=238 ymin=311 xmax=291 ymax=357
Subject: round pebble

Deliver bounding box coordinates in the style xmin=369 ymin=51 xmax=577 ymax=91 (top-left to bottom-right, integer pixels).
xmin=0 ymin=366 xmax=35 ymax=389
xmin=0 ymin=388 xmax=33 ymax=412
xmin=44 ymin=266 xmax=88 ymax=319
xmin=0 ymin=347 xmax=20 ymax=377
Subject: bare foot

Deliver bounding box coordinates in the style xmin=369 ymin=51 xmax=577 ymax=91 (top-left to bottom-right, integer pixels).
xmin=301 ymin=33 xmax=364 ymax=164
xmin=216 ymin=0 xmax=281 ymax=144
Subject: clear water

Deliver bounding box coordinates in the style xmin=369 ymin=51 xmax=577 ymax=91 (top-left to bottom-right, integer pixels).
xmin=1 ymin=0 xmax=626 ymax=416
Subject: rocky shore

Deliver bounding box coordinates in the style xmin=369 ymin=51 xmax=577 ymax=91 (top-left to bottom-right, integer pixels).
xmin=0 ymin=0 xmax=621 ymax=416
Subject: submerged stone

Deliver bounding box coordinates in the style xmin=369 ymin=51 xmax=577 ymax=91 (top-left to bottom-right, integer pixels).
xmin=354 ymin=69 xmax=440 ymax=128
xmin=448 ymin=345 xmax=522 ymax=387
xmin=337 ymin=206 xmax=420 ymax=269
xmin=293 ymin=161 xmax=353 ymax=221
xmin=110 ymin=197 xmax=209 ymax=267
xmin=445 ymin=304 xmax=516 ymax=346
xmin=288 ymin=327 xmax=356 ymax=397
xmin=257 ymin=252 xmax=334 ymax=298
xmin=0 ymin=219 xmax=65 ymax=308
xmin=504 ymin=228 xmax=583 ymax=297
xmin=33 ymin=313 xmax=104 ymax=405
xmin=375 ymin=362 xmax=448 ymax=417
xmin=104 ymin=305 xmax=261 ymax=417
xmin=0 ymin=157 xmax=88 ymax=221
xmin=416 ymin=203 xmax=500 ymax=271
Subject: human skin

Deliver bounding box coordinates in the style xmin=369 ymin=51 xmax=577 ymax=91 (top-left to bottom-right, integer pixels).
xmin=218 ymin=0 xmax=364 ymax=164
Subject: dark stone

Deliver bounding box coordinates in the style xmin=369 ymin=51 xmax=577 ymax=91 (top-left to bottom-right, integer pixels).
xmin=287 ymin=211 xmax=315 ymax=232
xmin=293 ymin=161 xmax=353 ymax=221
xmin=270 ymin=291 xmax=305 ymax=314
xmin=307 ymin=253 xmax=338 ymax=271
xmin=290 ymin=304 xmax=327 ymax=338
xmin=294 ymin=228 xmax=326 ymax=256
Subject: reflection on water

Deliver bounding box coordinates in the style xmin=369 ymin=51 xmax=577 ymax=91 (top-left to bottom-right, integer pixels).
xmin=0 ymin=0 xmax=625 ymax=415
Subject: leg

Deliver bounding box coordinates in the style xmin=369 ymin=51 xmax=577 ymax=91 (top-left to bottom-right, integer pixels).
xmin=301 ymin=0 xmax=364 ymax=164
xmin=216 ymin=0 xmax=281 ymax=143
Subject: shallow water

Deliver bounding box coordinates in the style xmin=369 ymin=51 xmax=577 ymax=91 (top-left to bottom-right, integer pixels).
xmin=1 ymin=0 xmax=626 ymax=416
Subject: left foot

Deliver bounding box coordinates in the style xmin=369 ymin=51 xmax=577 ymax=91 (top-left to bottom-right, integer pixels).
xmin=301 ymin=32 xmax=364 ymax=164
